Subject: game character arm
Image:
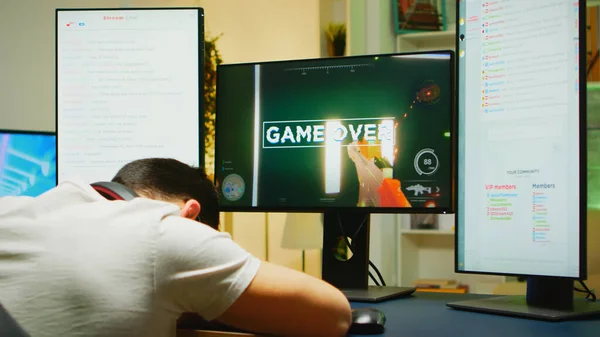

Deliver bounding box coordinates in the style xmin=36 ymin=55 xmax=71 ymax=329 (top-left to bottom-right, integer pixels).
xmin=156 ymin=217 xmax=352 ymax=337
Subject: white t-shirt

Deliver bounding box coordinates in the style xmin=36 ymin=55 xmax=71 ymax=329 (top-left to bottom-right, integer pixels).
xmin=0 ymin=180 xmax=261 ymax=337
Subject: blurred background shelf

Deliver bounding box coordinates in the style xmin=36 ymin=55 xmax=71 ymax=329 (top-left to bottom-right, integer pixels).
xmin=400 ymin=229 xmax=454 ymax=235
xmin=397 ymin=30 xmax=455 ymax=52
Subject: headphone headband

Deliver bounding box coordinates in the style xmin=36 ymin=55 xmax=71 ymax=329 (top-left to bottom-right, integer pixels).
xmin=91 ymin=181 xmax=138 ymax=201
xmin=91 ymin=181 xmax=203 ymax=224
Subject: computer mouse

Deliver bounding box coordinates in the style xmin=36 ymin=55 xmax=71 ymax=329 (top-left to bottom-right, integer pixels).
xmin=348 ymin=307 xmax=386 ymax=335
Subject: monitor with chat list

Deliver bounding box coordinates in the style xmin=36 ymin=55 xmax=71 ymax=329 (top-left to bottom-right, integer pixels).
xmin=56 ymin=7 xmax=204 ymax=184
xmin=447 ymin=0 xmax=600 ymax=321
xmin=0 ymin=130 xmax=57 ymax=197
xmin=214 ymin=51 xmax=455 ymax=213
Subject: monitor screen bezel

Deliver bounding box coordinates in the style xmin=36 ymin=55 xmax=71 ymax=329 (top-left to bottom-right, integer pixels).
xmin=453 ymin=0 xmax=587 ymax=280
xmin=214 ymin=50 xmax=457 ymax=214
xmin=54 ymin=7 xmax=205 ymax=186
xmin=0 ymin=129 xmax=55 ymax=137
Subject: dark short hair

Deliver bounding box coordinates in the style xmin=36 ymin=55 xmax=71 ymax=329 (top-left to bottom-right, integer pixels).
xmin=111 ymin=158 xmax=220 ymax=230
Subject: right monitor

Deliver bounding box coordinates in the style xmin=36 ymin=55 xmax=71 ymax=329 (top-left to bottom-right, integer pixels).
xmin=450 ymin=0 xmax=600 ymax=320
xmin=457 ymin=0 xmax=583 ymax=281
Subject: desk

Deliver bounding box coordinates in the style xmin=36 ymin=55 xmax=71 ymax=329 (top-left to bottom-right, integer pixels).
xmin=350 ymin=293 xmax=600 ymax=337
xmin=177 ymin=293 xmax=600 ymax=337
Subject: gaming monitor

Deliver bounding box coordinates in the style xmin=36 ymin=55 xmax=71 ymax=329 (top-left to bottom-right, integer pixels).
xmin=214 ymin=51 xmax=455 ymax=213
xmin=0 ymin=130 xmax=57 ymax=197
xmin=55 ymin=8 xmax=204 ymax=184
xmin=448 ymin=0 xmax=600 ymax=320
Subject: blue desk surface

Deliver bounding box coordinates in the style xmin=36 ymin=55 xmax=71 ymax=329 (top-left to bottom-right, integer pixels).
xmin=350 ymin=293 xmax=600 ymax=337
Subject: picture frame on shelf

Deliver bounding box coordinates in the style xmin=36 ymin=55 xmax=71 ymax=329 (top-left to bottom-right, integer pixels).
xmin=393 ymin=0 xmax=448 ymax=35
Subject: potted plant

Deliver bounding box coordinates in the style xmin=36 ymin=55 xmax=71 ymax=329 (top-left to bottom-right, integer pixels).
xmin=204 ymin=35 xmax=223 ymax=177
xmin=325 ymin=22 xmax=346 ymax=57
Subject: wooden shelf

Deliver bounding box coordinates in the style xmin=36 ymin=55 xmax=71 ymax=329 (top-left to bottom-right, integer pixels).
xmin=398 ymin=30 xmax=455 ymax=42
xmin=589 ymin=0 xmax=600 ymax=7
xmin=416 ymin=287 xmax=468 ymax=294
xmin=400 ymin=229 xmax=454 ymax=236
xmin=396 ymin=30 xmax=456 ymax=53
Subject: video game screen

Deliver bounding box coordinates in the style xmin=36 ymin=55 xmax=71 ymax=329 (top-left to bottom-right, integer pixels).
xmin=215 ymin=51 xmax=454 ymax=212
xmin=0 ymin=130 xmax=57 ymax=197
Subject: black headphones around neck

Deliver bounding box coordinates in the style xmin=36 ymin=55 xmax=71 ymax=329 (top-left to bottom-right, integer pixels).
xmin=91 ymin=181 xmax=139 ymax=201
xmin=91 ymin=181 xmax=203 ymax=223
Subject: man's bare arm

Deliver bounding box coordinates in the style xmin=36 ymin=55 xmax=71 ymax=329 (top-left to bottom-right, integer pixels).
xmin=215 ymin=261 xmax=352 ymax=337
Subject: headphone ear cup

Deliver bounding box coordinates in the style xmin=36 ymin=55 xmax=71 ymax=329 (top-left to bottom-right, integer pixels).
xmin=91 ymin=182 xmax=139 ymax=201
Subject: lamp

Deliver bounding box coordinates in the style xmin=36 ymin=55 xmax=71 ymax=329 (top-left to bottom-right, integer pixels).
xmin=281 ymin=213 xmax=324 ymax=271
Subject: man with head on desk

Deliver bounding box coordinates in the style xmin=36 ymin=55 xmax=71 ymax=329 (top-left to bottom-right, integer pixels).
xmin=0 ymin=158 xmax=352 ymax=337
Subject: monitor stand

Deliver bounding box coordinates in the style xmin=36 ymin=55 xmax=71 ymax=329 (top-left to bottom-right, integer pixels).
xmin=321 ymin=210 xmax=416 ymax=303
xmin=447 ymin=276 xmax=600 ymax=321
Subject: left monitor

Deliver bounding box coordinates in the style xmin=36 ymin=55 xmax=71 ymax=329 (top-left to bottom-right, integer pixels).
xmin=0 ymin=130 xmax=57 ymax=197
xmin=56 ymin=8 xmax=204 ymax=184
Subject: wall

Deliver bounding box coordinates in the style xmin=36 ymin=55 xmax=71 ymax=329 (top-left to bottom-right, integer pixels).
xmin=0 ymin=0 xmax=320 ymax=130
xmin=198 ymin=0 xmax=320 ymax=64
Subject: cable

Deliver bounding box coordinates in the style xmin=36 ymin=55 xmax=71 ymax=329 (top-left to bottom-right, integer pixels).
xmin=337 ymin=212 xmax=369 ymax=243
xmin=337 ymin=213 xmax=387 ymax=287
xmin=369 ymin=271 xmax=381 ymax=286
xmin=369 ymin=260 xmax=387 ymax=286
xmin=340 ymin=231 xmax=381 ymax=285
xmin=587 ymin=49 xmax=600 ymax=78
xmin=576 ymin=280 xmax=596 ymax=301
